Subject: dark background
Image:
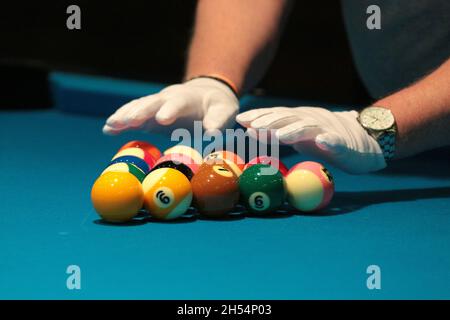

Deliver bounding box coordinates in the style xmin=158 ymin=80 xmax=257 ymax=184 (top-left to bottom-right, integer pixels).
xmin=0 ymin=1 xmax=371 ymax=108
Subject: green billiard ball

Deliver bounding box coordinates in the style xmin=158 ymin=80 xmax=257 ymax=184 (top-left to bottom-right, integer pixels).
xmin=238 ymin=164 xmax=286 ymax=215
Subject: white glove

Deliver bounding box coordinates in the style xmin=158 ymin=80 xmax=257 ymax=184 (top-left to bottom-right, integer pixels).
xmin=103 ymin=78 xmax=239 ymax=135
xmin=236 ymin=106 xmax=387 ymax=174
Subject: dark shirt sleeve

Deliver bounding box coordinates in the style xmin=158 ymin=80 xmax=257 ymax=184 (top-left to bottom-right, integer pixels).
xmin=341 ymin=0 xmax=450 ymax=99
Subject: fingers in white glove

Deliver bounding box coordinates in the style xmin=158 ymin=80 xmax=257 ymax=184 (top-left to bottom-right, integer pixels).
xmin=106 ymin=95 xmax=162 ymax=131
xmin=246 ymin=127 xmax=258 ymax=140
xmin=124 ymin=96 xmax=162 ymax=128
xmin=105 ymin=99 xmax=141 ymax=130
xmin=102 ymin=124 xmax=122 ymax=135
xmin=203 ymin=102 xmax=238 ymax=133
xmin=236 ymin=107 xmax=288 ymax=128
xmin=244 ymin=127 xmax=278 ymax=143
xmin=103 ymin=77 xmax=239 ymax=135
xmin=237 ymin=106 xmax=388 ymax=174
xmin=155 ymin=98 xmax=188 ymax=125
xmin=249 ymin=113 xmax=298 ymax=130
xmin=315 ymin=132 xmax=347 ymax=155
xmin=275 ymin=118 xmax=323 ymax=144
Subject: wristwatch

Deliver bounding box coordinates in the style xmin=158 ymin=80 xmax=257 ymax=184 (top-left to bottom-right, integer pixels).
xmin=357 ymin=106 xmax=397 ymax=160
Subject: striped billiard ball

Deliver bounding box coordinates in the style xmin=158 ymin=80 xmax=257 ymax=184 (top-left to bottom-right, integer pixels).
xmin=142 ymin=168 xmax=193 ymax=220
xmin=239 ymin=164 xmax=286 ymax=215
xmin=285 ymin=161 xmax=334 ymax=212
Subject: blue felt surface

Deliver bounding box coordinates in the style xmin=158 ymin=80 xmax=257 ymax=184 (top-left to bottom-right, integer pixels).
xmin=1 ymin=109 xmax=450 ymax=299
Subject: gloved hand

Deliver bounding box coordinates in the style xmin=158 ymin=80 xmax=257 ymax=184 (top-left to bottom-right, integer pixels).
xmin=103 ymin=77 xmax=239 ymax=135
xmin=236 ymin=107 xmax=387 ymax=174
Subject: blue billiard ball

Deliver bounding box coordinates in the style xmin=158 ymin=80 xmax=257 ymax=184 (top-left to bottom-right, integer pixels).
xmin=110 ymin=156 xmax=150 ymax=174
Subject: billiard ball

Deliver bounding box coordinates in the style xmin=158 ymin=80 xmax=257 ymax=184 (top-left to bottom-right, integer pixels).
xmin=239 ymin=164 xmax=286 ymax=215
xmin=110 ymin=155 xmax=150 ymax=174
xmin=91 ymin=171 xmax=144 ymax=223
xmin=191 ymin=163 xmax=240 ymax=218
xmin=203 ymin=150 xmax=245 ymax=176
xmin=112 ymin=147 xmax=155 ymax=169
xmin=142 ymin=168 xmax=193 ymax=220
xmin=244 ymin=156 xmax=289 ymax=176
xmin=152 ymin=153 xmax=200 ymax=180
xmin=118 ymin=140 xmax=162 ymax=162
xmin=285 ymin=161 xmax=334 ymax=212
xmin=102 ymin=162 xmax=146 ymax=182
xmin=164 ymin=145 xmax=203 ymax=165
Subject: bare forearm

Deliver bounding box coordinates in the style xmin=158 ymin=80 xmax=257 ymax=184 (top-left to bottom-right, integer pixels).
xmin=185 ymin=0 xmax=292 ymax=94
xmin=376 ymin=58 xmax=450 ymax=158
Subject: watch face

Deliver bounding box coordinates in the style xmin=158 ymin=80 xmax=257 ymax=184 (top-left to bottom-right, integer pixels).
xmin=359 ymin=107 xmax=395 ymax=131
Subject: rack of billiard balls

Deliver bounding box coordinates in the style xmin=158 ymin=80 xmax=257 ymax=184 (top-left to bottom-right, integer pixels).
xmin=91 ymin=141 xmax=335 ymax=223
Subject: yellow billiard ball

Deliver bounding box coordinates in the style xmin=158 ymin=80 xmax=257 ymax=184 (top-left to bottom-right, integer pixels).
xmin=142 ymin=168 xmax=193 ymax=220
xmin=91 ymin=171 xmax=144 ymax=223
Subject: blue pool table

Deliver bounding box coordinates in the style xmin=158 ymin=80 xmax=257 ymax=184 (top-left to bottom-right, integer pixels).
xmin=0 ymin=73 xmax=449 ymax=299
